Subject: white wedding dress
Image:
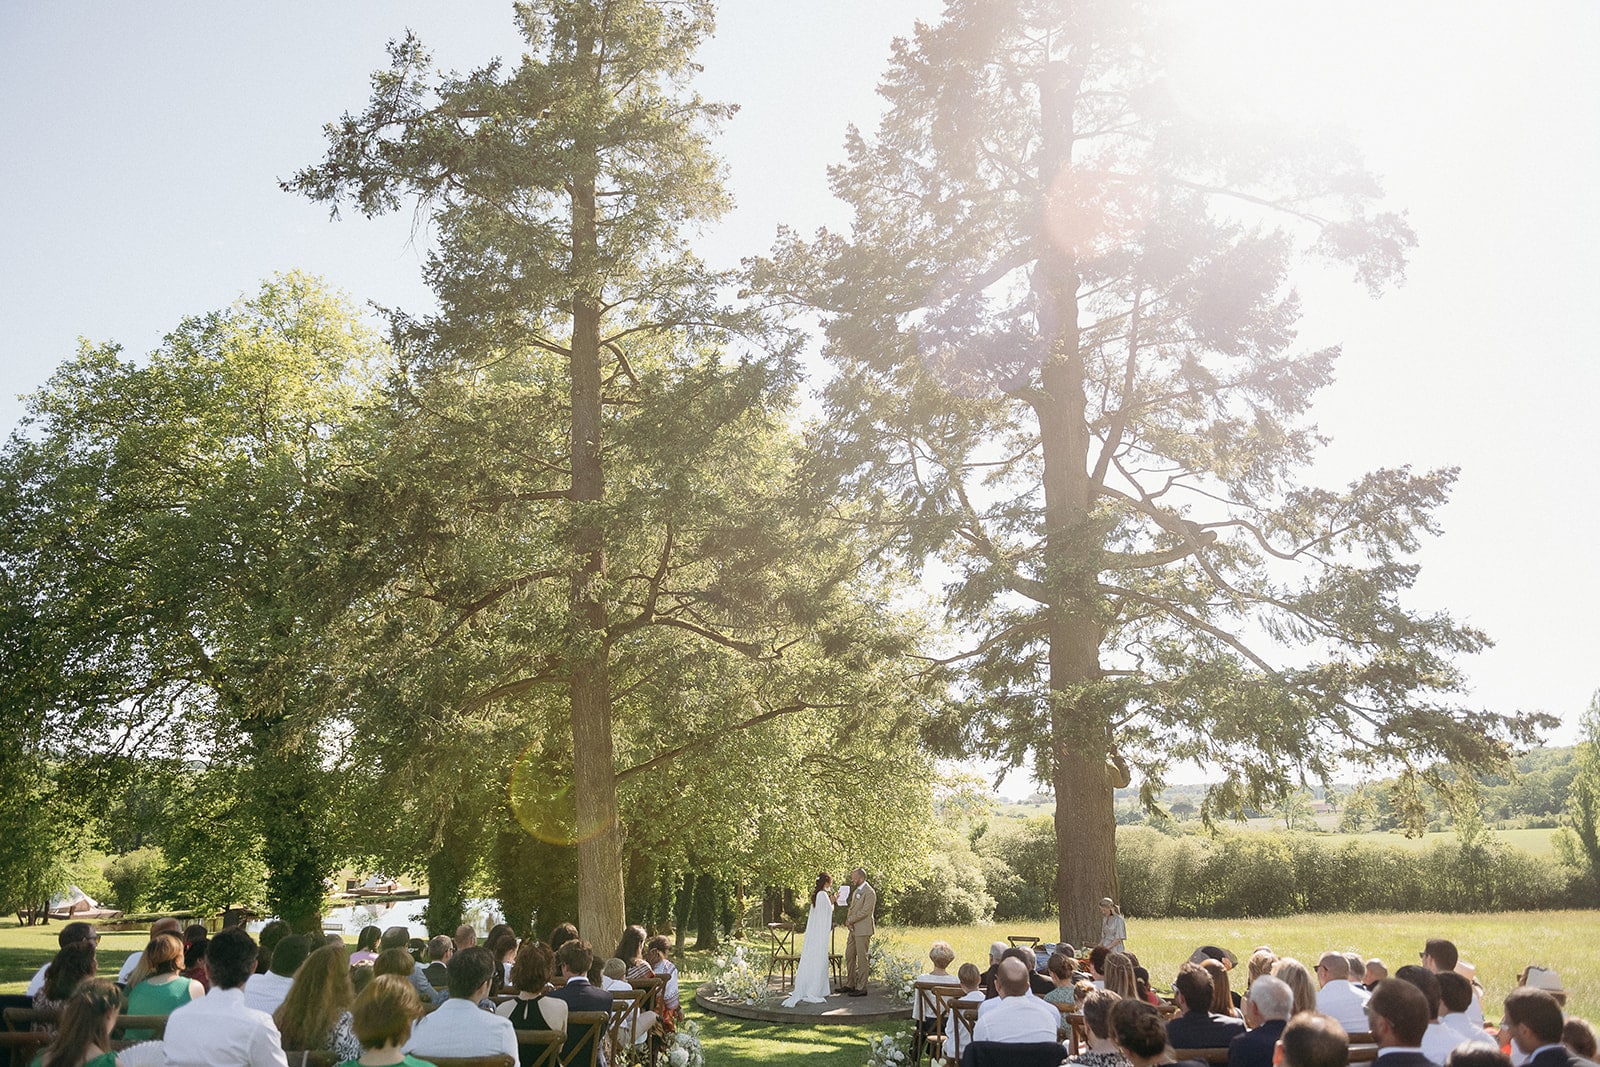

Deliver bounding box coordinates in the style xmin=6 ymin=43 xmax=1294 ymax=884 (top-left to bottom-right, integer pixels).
xmin=781 ymin=890 xmax=834 ymax=1006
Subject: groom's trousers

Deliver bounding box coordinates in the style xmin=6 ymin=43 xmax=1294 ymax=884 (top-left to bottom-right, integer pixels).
xmin=846 ymin=928 xmax=871 ymax=990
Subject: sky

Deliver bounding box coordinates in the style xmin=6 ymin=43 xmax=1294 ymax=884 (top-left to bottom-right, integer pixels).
xmin=2 ymin=2 xmax=1597 ymax=785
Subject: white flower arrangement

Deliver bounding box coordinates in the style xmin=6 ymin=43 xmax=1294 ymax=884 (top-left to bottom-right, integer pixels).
xmin=667 ymin=1017 xmax=705 ymax=1067
xmin=866 ymin=1026 xmax=913 ymax=1067
xmin=868 ymin=943 xmax=921 ymax=1004
xmin=706 ymin=943 xmax=771 ymax=1004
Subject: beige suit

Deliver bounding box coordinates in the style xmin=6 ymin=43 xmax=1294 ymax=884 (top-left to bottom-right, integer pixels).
xmin=845 ymin=879 xmax=876 ymax=991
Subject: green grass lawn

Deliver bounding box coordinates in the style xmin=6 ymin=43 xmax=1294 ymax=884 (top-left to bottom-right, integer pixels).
xmin=6 ymin=911 xmax=1595 ymax=1065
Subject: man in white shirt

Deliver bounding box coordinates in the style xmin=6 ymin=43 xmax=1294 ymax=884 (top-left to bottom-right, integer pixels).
xmin=404 ymin=946 xmax=518 ymax=1060
xmin=242 ymin=934 xmax=308 ymax=1016
xmin=1421 ymin=939 xmax=1484 ymax=1028
xmin=26 ymin=922 xmax=98 ymax=997
xmin=972 ymin=959 xmax=1062 ymax=1045
xmin=1436 ymin=972 xmax=1483 ymax=1043
xmin=1314 ymin=952 xmax=1372 ymax=1033
xmin=163 ymin=926 xmax=289 ymax=1067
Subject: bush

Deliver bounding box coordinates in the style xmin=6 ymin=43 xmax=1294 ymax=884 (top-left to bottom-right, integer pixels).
xmin=103 ymin=847 xmax=167 ymax=913
xmin=891 ymin=828 xmax=995 ymax=925
xmin=975 ymin=817 xmax=1056 ymax=920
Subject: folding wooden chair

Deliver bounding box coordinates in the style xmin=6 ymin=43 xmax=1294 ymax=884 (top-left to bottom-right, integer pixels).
xmin=2 ymin=1007 xmax=47 ymax=1032
xmin=1350 ymin=1045 xmax=1380 ymax=1063
xmin=1006 ymin=935 xmax=1041 ymax=950
xmin=1171 ymin=1049 xmax=1230 ymax=1064
xmin=765 ymin=922 xmax=798 ymax=989
xmin=516 ymin=1029 xmax=565 ymax=1067
xmin=628 ymin=974 xmax=667 ymax=1067
xmin=0 ymin=1030 xmax=49 ymax=1067
xmin=921 ymin=984 xmax=970 ymax=1066
xmin=112 ymin=1015 xmax=170 ymax=1039
xmin=562 ymin=1010 xmax=610 ymax=1067
xmin=428 ymin=1058 xmax=517 ymax=1067
xmin=283 ymin=1052 xmax=342 ymax=1067
xmin=946 ymin=1001 xmax=980 ymax=1066
xmin=1063 ymin=1011 xmax=1087 ymax=1055
xmin=606 ymin=988 xmax=651 ymax=1063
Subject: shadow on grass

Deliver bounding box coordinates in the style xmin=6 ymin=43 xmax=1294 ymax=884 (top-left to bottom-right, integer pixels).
xmin=684 ymin=979 xmax=901 ymax=1067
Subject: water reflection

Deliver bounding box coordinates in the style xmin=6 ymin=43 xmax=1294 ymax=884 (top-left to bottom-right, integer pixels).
xmin=247 ymin=897 xmax=505 ymax=937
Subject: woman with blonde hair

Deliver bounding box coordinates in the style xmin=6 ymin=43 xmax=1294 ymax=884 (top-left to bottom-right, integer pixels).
xmin=124 ymin=934 xmax=204 ymax=1039
xmin=275 ymin=943 xmax=361 ymax=1061
xmin=1103 ymin=952 xmax=1139 ymax=1001
xmin=1099 ymin=898 xmax=1127 ymax=952
xmin=1272 ymin=958 xmax=1318 ymax=1016
xmin=32 ymin=978 xmax=122 ymax=1067
xmin=338 ymin=974 xmax=430 ymax=1067
xmin=1247 ymin=949 xmax=1278 ymax=986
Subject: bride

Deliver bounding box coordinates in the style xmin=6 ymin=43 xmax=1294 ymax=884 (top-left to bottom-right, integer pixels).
xmin=782 ymin=872 xmax=838 ymax=1006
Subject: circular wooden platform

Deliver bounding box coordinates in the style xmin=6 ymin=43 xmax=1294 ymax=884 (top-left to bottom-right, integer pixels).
xmin=694 ymin=975 xmax=911 ymax=1025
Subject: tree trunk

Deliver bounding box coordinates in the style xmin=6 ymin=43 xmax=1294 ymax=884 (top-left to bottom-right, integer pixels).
xmin=566 ymin=14 xmax=626 ymax=955
xmin=692 ymin=872 xmax=720 ymax=951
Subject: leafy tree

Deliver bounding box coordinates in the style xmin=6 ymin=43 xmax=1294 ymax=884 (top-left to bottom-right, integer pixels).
xmin=1557 ymin=691 xmax=1600 ymax=900
xmin=286 ymin=0 xmax=938 ymax=946
xmin=752 ymin=0 xmax=1550 ymax=942
xmin=0 ymin=273 xmax=387 ymax=931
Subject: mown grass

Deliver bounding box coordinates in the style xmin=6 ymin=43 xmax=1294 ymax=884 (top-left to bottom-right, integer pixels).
xmin=6 ymin=911 xmax=1595 ymax=1065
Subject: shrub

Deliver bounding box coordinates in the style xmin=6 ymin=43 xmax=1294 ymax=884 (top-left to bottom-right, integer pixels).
xmin=103 ymin=847 xmax=167 ymax=913
xmin=892 ymin=828 xmax=995 ymax=925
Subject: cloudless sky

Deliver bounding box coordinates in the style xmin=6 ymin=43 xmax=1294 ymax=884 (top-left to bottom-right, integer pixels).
xmin=2 ymin=2 xmax=1597 ymax=785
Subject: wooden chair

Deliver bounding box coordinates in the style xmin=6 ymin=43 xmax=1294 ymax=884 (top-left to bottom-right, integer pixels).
xmin=1007 ymin=935 xmax=1041 ymax=950
xmin=1350 ymin=1044 xmax=1380 ymax=1063
xmin=628 ymin=974 xmax=667 ymax=1067
xmin=1346 ymin=1032 xmax=1374 ymax=1044
xmin=1062 ymin=1011 xmax=1087 ymax=1055
xmin=283 ymin=1052 xmax=342 ymax=1067
xmin=606 ymin=988 xmax=652 ymax=1063
xmin=562 ymin=1010 xmax=610 ymax=1067
xmin=765 ymin=922 xmax=799 ymax=989
xmin=911 ymin=980 xmax=953 ymax=1066
xmin=920 ymin=984 xmax=971 ymax=1066
xmin=0 ymin=1009 xmax=166 ymax=1036
xmin=427 ymin=1058 xmax=517 ymax=1067
xmin=0 ymin=1030 xmax=49 ymax=1067
xmin=516 ymin=1029 xmax=565 ymax=1067
xmin=945 ymin=1001 xmax=980 ymax=1066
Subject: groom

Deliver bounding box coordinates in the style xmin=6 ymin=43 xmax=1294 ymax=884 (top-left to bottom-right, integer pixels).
xmin=842 ymin=866 xmax=876 ymax=997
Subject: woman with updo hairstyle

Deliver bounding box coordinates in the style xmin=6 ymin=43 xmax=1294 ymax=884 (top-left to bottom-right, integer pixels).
xmin=33 ymin=978 xmax=122 ymax=1067
xmin=1247 ymin=949 xmax=1278 ymax=986
xmin=495 ymin=942 xmax=569 ymax=1064
xmin=613 ymin=925 xmax=653 ymax=983
xmin=1103 ymin=951 xmax=1138 ymax=1000
xmin=1108 ymin=997 xmax=1172 ymax=1067
xmin=1067 ymin=988 xmax=1130 ymax=1067
xmin=1044 ymin=952 xmax=1078 ymax=1006
xmin=125 ymin=933 xmax=204 ymax=1038
xmin=1272 ymin=958 xmax=1318 ymax=1016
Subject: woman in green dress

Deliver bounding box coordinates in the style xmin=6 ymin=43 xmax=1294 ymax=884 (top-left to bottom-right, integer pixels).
xmin=30 ymin=978 xmax=121 ymax=1067
xmin=123 ymin=934 xmax=204 ymax=1039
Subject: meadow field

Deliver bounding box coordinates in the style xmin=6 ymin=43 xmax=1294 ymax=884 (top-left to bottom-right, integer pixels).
xmin=5 ymin=911 xmax=1593 ymax=1066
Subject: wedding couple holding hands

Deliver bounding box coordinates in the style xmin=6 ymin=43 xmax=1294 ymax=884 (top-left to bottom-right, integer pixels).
xmin=781 ymin=866 xmax=876 ymax=1007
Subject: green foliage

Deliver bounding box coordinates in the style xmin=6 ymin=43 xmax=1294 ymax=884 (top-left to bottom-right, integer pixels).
xmin=888 ymin=826 xmax=995 ymax=926
xmin=975 ymin=818 xmax=1058 ymax=921
xmin=102 ymin=848 xmax=167 ymax=914
xmin=1556 ymin=691 xmax=1600 ymax=901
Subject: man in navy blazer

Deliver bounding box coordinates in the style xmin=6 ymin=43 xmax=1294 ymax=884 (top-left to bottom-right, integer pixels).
xmin=549 ymin=939 xmax=614 ymax=1062
xmin=1279 ymin=1012 xmax=1355 ymax=1067
xmin=1505 ymin=988 xmax=1600 ymax=1067
xmin=1228 ymin=975 xmax=1294 ymax=1067
xmin=1166 ymin=962 xmax=1246 ymax=1049
xmin=1365 ymin=979 xmax=1434 ymax=1067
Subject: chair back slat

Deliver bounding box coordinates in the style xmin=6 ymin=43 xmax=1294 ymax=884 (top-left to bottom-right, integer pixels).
xmin=562 ymin=1010 xmax=610 ymax=1067
xmin=1170 ymin=1049 xmax=1231 ymax=1064
xmin=427 ymin=1057 xmax=517 ymax=1067
xmin=949 ymin=1001 xmax=980 ymax=1063
xmin=516 ymin=1029 xmax=565 ymax=1067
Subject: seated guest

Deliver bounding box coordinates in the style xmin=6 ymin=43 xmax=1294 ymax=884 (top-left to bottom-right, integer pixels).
xmin=1203 ymin=959 xmax=1238 ymax=1015
xmin=1247 ymin=950 xmax=1279 ymax=990
xmin=1279 ymin=1012 xmax=1351 ymax=1067
xmin=26 ymin=923 xmax=99 ymax=999
xmin=30 ymin=977 xmax=122 ymax=1067
xmin=32 ymin=941 xmax=98 ymax=1033
xmin=1229 ymin=975 xmax=1294 ymax=1067
xmin=496 ymin=941 xmax=568 ymax=1065
xmin=940 ymin=963 xmax=986 ymax=1062
xmin=643 ymin=935 xmax=681 ymax=1031
xmin=453 ymin=925 xmax=478 ymax=951
xmin=979 ymin=942 xmax=1008 ymax=998
xmin=548 ymin=940 xmax=613 ymax=1063
xmin=1364 ymin=978 xmax=1434 ymax=1067
xmin=274 ymin=943 xmax=361 ymax=1062
xmin=349 ymin=926 xmax=382 ymax=967
xmin=1446 ymin=1045 xmax=1512 ymax=1067
xmin=1502 ymin=988 xmax=1598 ymax=1067
xmin=1395 ymin=965 xmax=1460 ymax=1065
xmin=1006 ymin=946 xmax=1055 ymax=997
xmin=255 ymin=921 xmax=290 ymax=978
xmin=124 ymin=933 xmax=205 ymax=1038
xmin=1422 ymin=940 xmax=1483 ymax=1028
xmin=547 ymin=923 xmax=579 ymax=955
xmin=1044 ymin=952 xmax=1078 ymax=1007
xmin=1364 ymin=960 xmax=1389 ymax=991
xmin=1437 ymin=972 xmax=1483 ymax=1043
xmin=1273 ymin=959 xmax=1318 ymax=1017
xmin=1564 ymin=1020 xmax=1598 ymax=1062
xmin=1315 ymin=952 xmax=1371 ymax=1033
xmin=1103 ymin=953 xmax=1139 ymax=1002
xmin=972 ymin=958 xmax=1061 ymax=1044
xmin=600 ymin=958 xmax=655 ymax=1049
xmin=1134 ymin=966 xmax=1161 ymax=1007
xmin=376 ymin=927 xmax=443 ymax=1007
xmin=121 ymin=917 xmax=183 ymax=986
xmin=404 ymin=946 xmax=517 ymax=1060
xmin=183 ymin=935 xmax=211 ymax=991
xmin=338 ymin=973 xmax=431 ymax=1067
xmin=1089 ymin=946 xmax=1113 ymax=989
xmin=164 ymin=926 xmax=290 ymax=1067
xmin=245 ymin=934 xmax=308 ymax=1016
xmin=1113 ymin=996 xmax=1204 ymax=1067
xmin=1166 ymin=961 xmax=1245 ymax=1048
xmin=914 ymin=940 xmax=962 ymax=1029
xmin=485 ymin=929 xmax=519 ymax=995
xmin=422 ymin=936 xmax=453 ymax=994
xmin=613 ymin=926 xmax=654 ymax=983
xmin=1069 ymin=989 xmax=1130 ymax=1067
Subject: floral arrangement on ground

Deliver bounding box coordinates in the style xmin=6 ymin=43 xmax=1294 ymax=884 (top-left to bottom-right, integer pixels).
xmin=866 ymin=1025 xmax=914 ymax=1067
xmin=705 ymin=943 xmax=771 ymax=1005
xmin=869 ymin=942 xmax=920 ymax=1003
xmin=663 ymin=1016 xmax=705 ymax=1067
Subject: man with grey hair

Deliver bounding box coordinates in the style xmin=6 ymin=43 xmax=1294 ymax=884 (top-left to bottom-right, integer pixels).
xmin=1315 ymin=951 xmax=1372 ymax=1033
xmin=979 ymin=941 xmax=1009 ymax=998
xmin=1229 ymin=974 xmax=1295 ymax=1067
